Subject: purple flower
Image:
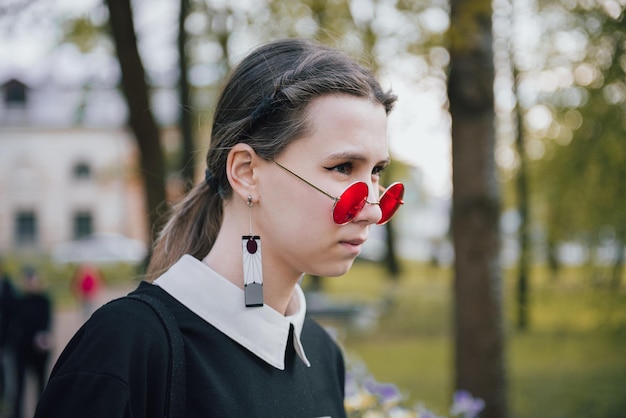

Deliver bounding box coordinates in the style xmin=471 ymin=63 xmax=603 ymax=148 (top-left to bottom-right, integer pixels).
xmin=363 ymin=379 xmax=402 ymax=404
xmin=450 ymin=390 xmax=485 ymax=418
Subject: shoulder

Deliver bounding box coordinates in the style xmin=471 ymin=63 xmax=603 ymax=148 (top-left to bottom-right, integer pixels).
xmin=52 ymin=285 xmax=171 ymax=377
xmin=85 ymin=288 xmax=170 ymax=346
xmin=38 ymin=282 xmax=172 ymax=418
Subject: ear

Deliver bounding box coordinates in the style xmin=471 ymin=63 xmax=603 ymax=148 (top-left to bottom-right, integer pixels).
xmin=226 ymin=143 xmax=260 ymax=202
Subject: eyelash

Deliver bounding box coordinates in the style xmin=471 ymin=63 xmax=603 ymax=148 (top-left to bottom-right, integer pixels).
xmin=325 ymin=162 xmax=387 ymax=177
xmin=372 ymin=165 xmax=387 ymax=177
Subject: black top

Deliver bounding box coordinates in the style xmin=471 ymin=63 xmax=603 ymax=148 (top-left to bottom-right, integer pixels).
xmin=35 ymin=282 xmax=347 ymax=418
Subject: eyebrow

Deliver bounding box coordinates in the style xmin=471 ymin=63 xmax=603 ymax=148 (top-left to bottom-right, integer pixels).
xmin=325 ymin=151 xmax=390 ymax=165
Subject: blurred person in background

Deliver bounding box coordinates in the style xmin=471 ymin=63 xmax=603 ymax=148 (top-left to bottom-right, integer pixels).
xmin=0 ymin=258 xmax=17 ymax=415
xmin=71 ymin=263 xmax=104 ymax=320
xmin=8 ymin=267 xmax=52 ymax=418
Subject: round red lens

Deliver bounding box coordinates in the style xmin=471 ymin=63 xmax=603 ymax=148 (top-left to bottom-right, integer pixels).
xmin=377 ymin=183 xmax=404 ymax=225
xmin=333 ymin=182 xmax=368 ymax=224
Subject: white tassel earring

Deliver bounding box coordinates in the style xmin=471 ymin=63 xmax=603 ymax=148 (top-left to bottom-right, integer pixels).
xmin=242 ymin=195 xmax=263 ymax=307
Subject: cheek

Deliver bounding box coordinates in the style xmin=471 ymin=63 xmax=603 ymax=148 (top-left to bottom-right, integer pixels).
xmin=259 ymin=188 xmax=336 ymax=259
xmin=266 ymin=181 xmax=333 ymax=226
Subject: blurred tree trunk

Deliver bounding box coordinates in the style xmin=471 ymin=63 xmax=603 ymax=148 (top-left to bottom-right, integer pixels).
xmin=610 ymin=237 xmax=624 ymax=288
xmin=106 ymin=0 xmax=167 ymax=246
xmin=546 ymin=222 xmax=560 ymax=279
xmin=447 ymin=1 xmax=508 ymax=417
xmin=381 ymin=169 xmax=401 ymax=278
xmin=178 ymin=0 xmax=195 ymax=189
xmin=383 ymin=222 xmax=401 ymax=277
xmin=611 ymin=151 xmax=625 ymax=289
xmin=513 ymin=66 xmax=530 ymax=331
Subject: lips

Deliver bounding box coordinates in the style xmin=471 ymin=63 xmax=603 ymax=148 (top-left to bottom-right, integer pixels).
xmin=339 ymin=233 xmax=368 ymax=249
xmin=342 ymin=237 xmax=366 ymax=246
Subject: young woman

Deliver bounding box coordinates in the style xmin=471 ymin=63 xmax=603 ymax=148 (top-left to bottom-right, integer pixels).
xmin=35 ymin=38 xmax=403 ymax=418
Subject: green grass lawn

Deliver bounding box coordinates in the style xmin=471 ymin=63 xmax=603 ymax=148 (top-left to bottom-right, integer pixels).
xmin=306 ymin=260 xmax=626 ymax=418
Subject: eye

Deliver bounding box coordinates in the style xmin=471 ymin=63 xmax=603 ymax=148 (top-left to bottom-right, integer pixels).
xmin=372 ymin=164 xmax=387 ymax=178
xmin=325 ymin=162 xmax=353 ymax=175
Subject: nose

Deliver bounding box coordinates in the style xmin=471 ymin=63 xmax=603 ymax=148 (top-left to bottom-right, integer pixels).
xmin=353 ymin=186 xmax=382 ymax=225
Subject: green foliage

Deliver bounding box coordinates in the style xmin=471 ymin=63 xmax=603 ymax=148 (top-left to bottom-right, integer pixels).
xmin=62 ymin=15 xmax=108 ymax=53
xmin=535 ymin=13 xmax=626 ymax=233
xmin=520 ymin=1 xmax=625 ymax=278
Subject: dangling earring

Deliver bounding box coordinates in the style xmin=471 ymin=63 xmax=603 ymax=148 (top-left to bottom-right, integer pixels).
xmin=242 ymin=195 xmax=263 ymax=307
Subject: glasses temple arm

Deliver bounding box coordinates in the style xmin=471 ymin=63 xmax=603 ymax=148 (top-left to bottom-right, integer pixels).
xmin=273 ymin=161 xmax=338 ymax=202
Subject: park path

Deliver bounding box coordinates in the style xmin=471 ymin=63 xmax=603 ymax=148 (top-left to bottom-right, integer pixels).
xmin=20 ymin=284 xmax=135 ymax=418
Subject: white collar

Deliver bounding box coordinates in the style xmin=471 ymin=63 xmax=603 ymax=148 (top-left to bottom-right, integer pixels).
xmin=153 ymin=255 xmax=311 ymax=370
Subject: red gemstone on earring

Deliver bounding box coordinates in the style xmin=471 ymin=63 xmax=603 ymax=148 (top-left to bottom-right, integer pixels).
xmin=247 ymin=238 xmax=257 ymax=254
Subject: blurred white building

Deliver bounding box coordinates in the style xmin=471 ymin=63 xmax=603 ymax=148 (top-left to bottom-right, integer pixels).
xmin=0 ymin=75 xmax=148 ymax=257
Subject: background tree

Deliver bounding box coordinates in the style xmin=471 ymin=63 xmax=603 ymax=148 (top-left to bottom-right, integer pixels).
xmin=447 ymin=0 xmax=508 ymax=417
xmin=513 ymin=65 xmax=532 ymax=329
xmin=105 ymin=0 xmax=167 ymax=246
xmin=497 ymin=0 xmax=532 ymax=330
xmin=178 ymin=0 xmax=195 ymax=190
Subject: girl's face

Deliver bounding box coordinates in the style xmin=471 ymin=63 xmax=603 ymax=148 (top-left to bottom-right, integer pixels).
xmin=255 ymin=94 xmax=390 ymax=280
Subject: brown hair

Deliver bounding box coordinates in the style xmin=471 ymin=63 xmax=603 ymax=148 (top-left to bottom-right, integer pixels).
xmin=146 ymin=38 xmax=396 ymax=280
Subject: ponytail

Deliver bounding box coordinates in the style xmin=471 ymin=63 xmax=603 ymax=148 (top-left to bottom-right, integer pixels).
xmin=145 ymin=182 xmax=223 ymax=281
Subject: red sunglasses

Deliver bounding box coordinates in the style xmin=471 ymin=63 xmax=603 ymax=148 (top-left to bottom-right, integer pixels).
xmin=273 ymin=161 xmax=404 ymax=225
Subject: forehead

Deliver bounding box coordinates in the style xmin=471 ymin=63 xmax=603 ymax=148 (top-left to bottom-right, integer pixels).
xmin=284 ymin=94 xmax=389 ymax=162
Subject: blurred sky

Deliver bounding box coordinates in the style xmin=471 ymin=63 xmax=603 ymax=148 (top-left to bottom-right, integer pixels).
xmin=0 ymin=0 xmax=453 ymax=198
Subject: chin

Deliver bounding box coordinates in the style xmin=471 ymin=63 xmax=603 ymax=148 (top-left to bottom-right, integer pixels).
xmin=312 ymin=259 xmax=356 ymax=277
